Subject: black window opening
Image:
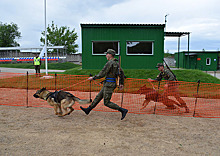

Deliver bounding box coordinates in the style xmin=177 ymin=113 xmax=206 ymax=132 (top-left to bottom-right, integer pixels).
xmin=92 ymin=41 xmax=119 ymax=55
xmin=127 ymin=41 xmax=154 ymax=55
xmin=206 ymin=58 xmax=211 ymax=65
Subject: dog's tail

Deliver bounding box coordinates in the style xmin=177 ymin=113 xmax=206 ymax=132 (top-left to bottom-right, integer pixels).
xmin=73 ymin=96 xmax=91 ymax=104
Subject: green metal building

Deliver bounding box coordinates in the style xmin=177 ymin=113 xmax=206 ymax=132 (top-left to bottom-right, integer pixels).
xmin=81 ymin=23 xmax=165 ymax=69
xmin=175 ymin=51 xmax=220 ymax=71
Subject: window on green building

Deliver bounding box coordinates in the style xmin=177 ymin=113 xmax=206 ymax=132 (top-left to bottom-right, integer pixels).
xmin=206 ymin=58 xmax=211 ymax=65
xmin=126 ymin=41 xmax=154 ymax=55
xmin=92 ymin=41 xmax=119 ymax=55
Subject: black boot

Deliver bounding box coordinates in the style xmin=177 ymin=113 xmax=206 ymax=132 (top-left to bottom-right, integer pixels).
xmin=80 ymin=106 xmax=92 ymax=115
xmin=119 ymin=107 xmax=128 ymax=120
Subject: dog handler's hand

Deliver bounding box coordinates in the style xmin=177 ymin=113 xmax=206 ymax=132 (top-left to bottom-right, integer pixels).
xmin=88 ymin=77 xmax=94 ymax=81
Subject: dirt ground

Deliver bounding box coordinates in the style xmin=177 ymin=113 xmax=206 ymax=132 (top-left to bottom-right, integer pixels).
xmin=0 ymin=105 xmax=219 ymax=156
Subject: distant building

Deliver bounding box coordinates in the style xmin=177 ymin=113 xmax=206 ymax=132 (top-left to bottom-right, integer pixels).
xmin=174 ymin=51 xmax=220 ymax=71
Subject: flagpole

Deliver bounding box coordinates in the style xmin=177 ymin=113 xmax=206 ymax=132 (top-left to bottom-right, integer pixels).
xmin=44 ymin=0 xmax=48 ymax=75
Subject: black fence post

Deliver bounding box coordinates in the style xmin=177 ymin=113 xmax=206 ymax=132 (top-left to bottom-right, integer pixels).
xmin=26 ymin=71 xmax=29 ymax=108
xmin=193 ymin=80 xmax=200 ymax=117
xmin=55 ymin=73 xmax=57 ymax=91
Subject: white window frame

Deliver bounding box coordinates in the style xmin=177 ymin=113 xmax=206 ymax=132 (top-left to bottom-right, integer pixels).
xmin=206 ymin=58 xmax=211 ymax=65
xmin=126 ymin=41 xmax=154 ymax=55
xmin=92 ymin=41 xmax=120 ymax=55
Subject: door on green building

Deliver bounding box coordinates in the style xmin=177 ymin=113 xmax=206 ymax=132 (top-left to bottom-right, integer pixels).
xmin=189 ymin=55 xmax=197 ymax=69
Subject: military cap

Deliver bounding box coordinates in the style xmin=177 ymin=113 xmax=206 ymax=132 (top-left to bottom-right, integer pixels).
xmin=105 ymin=49 xmax=116 ymax=56
xmin=156 ymin=63 xmax=164 ymax=68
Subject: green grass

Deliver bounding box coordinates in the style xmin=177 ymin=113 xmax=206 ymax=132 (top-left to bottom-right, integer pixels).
xmin=1 ymin=62 xmax=220 ymax=84
xmin=0 ymin=62 xmax=78 ymax=70
xmin=63 ymin=68 xmax=220 ymax=84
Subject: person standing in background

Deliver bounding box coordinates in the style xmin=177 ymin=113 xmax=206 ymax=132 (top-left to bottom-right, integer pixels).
xmin=34 ymin=54 xmax=41 ymax=77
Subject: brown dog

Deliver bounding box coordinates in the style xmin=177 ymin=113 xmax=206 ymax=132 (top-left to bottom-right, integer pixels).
xmin=137 ymin=85 xmax=181 ymax=110
xmin=33 ymin=87 xmax=91 ymax=116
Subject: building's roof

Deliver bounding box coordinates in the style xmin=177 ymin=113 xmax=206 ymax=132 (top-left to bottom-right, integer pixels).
xmin=175 ymin=51 xmax=220 ymax=55
xmin=182 ymin=51 xmax=220 ymax=53
xmin=184 ymin=53 xmax=201 ymax=56
xmin=81 ymin=23 xmax=165 ymax=28
xmin=165 ymin=32 xmax=190 ymax=37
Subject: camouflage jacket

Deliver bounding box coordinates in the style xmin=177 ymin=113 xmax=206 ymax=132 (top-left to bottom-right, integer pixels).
xmin=93 ymin=58 xmax=124 ymax=87
xmin=155 ymin=69 xmax=176 ymax=81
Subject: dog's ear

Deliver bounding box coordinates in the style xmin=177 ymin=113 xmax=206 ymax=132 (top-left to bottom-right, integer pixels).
xmin=41 ymin=87 xmax=46 ymax=91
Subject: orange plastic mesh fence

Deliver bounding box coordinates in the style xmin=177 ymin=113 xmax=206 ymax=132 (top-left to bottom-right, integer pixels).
xmin=0 ymin=73 xmax=219 ymax=118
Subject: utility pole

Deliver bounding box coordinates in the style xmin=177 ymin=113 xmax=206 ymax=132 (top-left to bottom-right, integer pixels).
xmin=44 ymin=0 xmax=48 ymax=75
xmin=164 ymin=14 xmax=169 ymax=33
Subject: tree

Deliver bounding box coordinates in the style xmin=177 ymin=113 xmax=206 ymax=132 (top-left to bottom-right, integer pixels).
xmin=40 ymin=21 xmax=78 ymax=54
xmin=0 ymin=22 xmax=21 ymax=47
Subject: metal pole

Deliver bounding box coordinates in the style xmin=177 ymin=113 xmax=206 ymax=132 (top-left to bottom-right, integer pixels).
xmin=55 ymin=73 xmax=57 ymax=91
xmin=44 ymin=0 xmax=48 ymax=75
xmin=164 ymin=14 xmax=169 ymax=33
xmin=178 ymin=36 xmax=180 ymax=68
xmin=26 ymin=71 xmax=29 ymax=108
xmin=188 ymin=33 xmax=190 ymax=69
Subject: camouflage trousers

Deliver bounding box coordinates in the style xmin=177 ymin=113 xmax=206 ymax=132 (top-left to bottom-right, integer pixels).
xmin=89 ymin=86 xmax=120 ymax=110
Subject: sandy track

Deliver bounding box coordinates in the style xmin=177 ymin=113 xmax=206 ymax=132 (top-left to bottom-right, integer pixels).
xmin=0 ymin=105 xmax=219 ymax=156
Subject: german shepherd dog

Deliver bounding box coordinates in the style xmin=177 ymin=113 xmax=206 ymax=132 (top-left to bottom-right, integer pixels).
xmin=33 ymin=87 xmax=91 ymax=116
xmin=137 ymin=85 xmax=181 ymax=111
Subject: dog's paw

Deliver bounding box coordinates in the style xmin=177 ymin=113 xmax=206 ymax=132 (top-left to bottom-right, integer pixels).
xmin=57 ymin=112 xmax=63 ymax=117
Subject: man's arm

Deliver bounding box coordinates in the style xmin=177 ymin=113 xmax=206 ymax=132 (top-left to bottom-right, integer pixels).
xmin=148 ymin=73 xmax=162 ymax=82
xmin=155 ymin=73 xmax=163 ymax=81
xmin=91 ymin=62 xmax=111 ymax=80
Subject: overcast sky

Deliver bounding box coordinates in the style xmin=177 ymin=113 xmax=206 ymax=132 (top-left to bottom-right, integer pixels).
xmin=0 ymin=0 xmax=219 ymax=53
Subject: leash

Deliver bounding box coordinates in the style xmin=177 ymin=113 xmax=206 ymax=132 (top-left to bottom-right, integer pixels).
xmin=60 ymin=79 xmax=88 ymax=91
xmin=148 ymin=80 xmax=157 ymax=90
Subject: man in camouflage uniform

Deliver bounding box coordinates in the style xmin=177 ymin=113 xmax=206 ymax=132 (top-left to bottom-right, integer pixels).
xmin=80 ymin=49 xmax=128 ymax=120
xmin=148 ymin=63 xmax=189 ymax=113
